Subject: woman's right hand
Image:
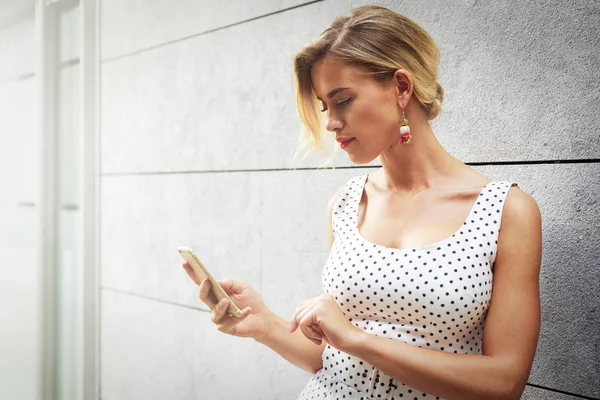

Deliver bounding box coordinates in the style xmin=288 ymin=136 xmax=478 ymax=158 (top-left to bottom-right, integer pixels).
xmin=182 ymin=262 xmax=271 ymax=340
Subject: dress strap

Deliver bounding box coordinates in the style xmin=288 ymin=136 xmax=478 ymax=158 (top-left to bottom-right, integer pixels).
xmin=474 ymin=181 xmax=518 ymax=217
xmin=468 ymin=181 xmax=519 ymax=265
xmin=331 ymin=174 xmax=367 ymax=237
xmin=470 ymin=181 xmax=518 ymax=219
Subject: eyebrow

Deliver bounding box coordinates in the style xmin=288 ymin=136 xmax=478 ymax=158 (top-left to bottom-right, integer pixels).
xmin=316 ymin=87 xmax=350 ymax=101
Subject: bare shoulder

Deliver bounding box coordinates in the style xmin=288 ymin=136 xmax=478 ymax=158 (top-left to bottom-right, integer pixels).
xmin=495 ymin=183 xmax=543 ymax=272
xmin=501 ymin=184 xmax=542 ymax=230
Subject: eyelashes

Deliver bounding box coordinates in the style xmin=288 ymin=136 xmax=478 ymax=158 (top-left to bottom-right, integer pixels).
xmin=320 ymin=97 xmax=352 ymax=112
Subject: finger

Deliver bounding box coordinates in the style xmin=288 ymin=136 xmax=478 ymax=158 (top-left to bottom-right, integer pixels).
xmin=290 ymin=302 xmax=309 ymax=329
xmin=305 ymin=331 xmax=322 ymax=345
xmin=231 ymin=306 xmax=252 ymax=319
xmin=293 ymin=302 xmax=318 ymax=333
xmin=311 ymin=323 xmax=324 ymax=337
xmin=199 ymin=279 xmax=218 ymax=309
xmin=294 ymin=306 xmax=312 ymax=328
xmin=289 ymin=308 xmax=302 ymax=332
xmin=300 ymin=324 xmax=322 ymax=345
xmin=304 ymin=324 xmax=323 ymax=341
xmin=300 ymin=320 xmax=323 ymax=340
xmin=298 ymin=314 xmax=323 ymax=341
xmin=218 ymin=279 xmax=245 ymax=295
xmin=182 ymin=262 xmax=201 ymax=285
xmin=289 ymin=316 xmax=305 ymax=333
xmin=217 ymin=306 xmax=252 ymax=334
xmin=211 ymin=298 xmax=230 ymax=324
xmin=302 ymin=317 xmax=323 ymax=339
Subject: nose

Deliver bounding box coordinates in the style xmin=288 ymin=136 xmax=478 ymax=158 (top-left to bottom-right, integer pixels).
xmin=325 ymin=114 xmax=343 ymax=133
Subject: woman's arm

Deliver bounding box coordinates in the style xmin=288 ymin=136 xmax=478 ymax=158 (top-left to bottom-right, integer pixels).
xmin=340 ymin=187 xmax=542 ymax=400
xmin=255 ymin=313 xmax=327 ymax=373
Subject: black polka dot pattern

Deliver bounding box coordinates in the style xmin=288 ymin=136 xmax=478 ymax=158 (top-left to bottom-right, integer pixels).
xmin=297 ymin=174 xmax=517 ymax=399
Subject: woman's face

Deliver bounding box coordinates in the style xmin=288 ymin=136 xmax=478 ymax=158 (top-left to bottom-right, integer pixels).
xmin=311 ymin=56 xmax=402 ymax=164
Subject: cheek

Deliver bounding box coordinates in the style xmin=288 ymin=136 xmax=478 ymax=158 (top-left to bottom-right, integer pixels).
xmin=352 ymin=102 xmax=397 ymax=139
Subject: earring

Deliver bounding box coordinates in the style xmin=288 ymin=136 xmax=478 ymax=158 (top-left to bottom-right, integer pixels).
xmin=399 ymin=109 xmax=412 ymax=145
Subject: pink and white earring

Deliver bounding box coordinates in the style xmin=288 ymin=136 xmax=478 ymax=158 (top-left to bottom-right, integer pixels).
xmin=399 ymin=109 xmax=412 ymax=145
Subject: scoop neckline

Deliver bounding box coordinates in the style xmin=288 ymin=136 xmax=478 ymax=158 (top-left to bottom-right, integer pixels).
xmin=352 ymin=174 xmax=494 ymax=253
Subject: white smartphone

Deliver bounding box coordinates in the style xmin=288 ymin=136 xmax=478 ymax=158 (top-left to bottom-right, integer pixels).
xmin=178 ymin=246 xmax=243 ymax=318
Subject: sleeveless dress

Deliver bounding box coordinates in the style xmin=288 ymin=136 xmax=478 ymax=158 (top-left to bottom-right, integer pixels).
xmin=297 ymin=173 xmax=518 ymax=400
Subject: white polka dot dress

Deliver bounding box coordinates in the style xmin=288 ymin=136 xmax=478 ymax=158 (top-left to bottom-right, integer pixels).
xmin=297 ymin=174 xmax=518 ymax=400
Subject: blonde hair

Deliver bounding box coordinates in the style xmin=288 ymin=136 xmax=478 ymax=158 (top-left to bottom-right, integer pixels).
xmin=291 ymin=5 xmax=444 ymax=169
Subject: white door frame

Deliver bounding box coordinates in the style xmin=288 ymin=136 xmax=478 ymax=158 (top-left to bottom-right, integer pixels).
xmin=35 ymin=0 xmax=99 ymax=398
xmin=80 ymin=1 xmax=100 ymax=399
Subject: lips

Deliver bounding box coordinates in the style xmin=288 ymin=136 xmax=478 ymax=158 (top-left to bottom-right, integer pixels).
xmin=335 ymin=137 xmax=355 ymax=144
xmin=339 ymin=138 xmax=356 ymax=149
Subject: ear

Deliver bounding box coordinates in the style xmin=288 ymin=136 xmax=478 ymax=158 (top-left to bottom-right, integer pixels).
xmin=392 ymin=69 xmax=413 ymax=108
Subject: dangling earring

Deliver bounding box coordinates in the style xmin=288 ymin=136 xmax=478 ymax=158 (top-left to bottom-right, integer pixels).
xmin=399 ymin=109 xmax=412 ymax=145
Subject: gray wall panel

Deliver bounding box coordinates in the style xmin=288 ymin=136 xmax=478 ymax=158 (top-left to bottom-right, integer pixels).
xmin=99 ymin=0 xmax=600 ymax=398
xmin=369 ymin=0 xmax=600 ymax=162
xmin=101 ymin=173 xmax=264 ymax=311
xmin=475 ymin=163 xmax=600 ymax=398
xmin=101 ymin=289 xmax=311 ymax=400
xmin=100 ymin=0 xmax=600 ymax=174
xmin=521 ymin=385 xmax=582 ymax=400
xmin=100 ymin=0 xmax=346 ymax=175
xmin=101 ymin=0 xmax=320 ymax=61
xmin=101 ymin=163 xmax=600 ymax=398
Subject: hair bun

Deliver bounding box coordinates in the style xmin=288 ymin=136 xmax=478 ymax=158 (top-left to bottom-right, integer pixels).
xmin=436 ymin=82 xmax=444 ymax=99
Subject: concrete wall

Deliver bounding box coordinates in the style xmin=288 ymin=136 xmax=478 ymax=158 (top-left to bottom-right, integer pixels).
xmin=99 ymin=1 xmax=600 ymax=399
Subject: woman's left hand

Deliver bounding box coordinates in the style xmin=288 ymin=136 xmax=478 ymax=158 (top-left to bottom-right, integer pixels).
xmin=290 ymin=293 xmax=364 ymax=351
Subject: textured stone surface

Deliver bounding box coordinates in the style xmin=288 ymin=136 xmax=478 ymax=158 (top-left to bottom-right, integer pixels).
xmin=474 ymin=163 xmax=600 ymax=399
xmin=100 ymin=0 xmax=346 ymax=175
xmin=101 ymin=0 xmax=600 ymax=174
xmin=521 ymin=385 xmax=582 ymax=400
xmin=258 ymin=168 xmax=361 ymax=319
xmin=101 ymin=288 xmax=311 ymax=400
xmin=100 ymin=0 xmax=320 ymax=60
xmin=102 ymin=163 xmax=600 ymax=398
xmin=101 ymin=173 xmax=264 ymax=312
xmin=99 ymin=1 xmax=600 ymax=399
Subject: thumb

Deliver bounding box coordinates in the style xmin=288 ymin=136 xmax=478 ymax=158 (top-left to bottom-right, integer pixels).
xmin=218 ymin=279 xmax=245 ymax=294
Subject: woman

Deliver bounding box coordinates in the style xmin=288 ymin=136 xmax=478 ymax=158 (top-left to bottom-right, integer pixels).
xmin=183 ymin=5 xmax=542 ymax=400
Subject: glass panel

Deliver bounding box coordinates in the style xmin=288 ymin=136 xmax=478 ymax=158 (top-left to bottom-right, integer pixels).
xmin=55 ymin=2 xmax=82 ymax=400
xmin=0 ymin=8 xmax=41 ymax=400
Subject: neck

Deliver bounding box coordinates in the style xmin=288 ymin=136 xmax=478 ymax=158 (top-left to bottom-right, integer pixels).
xmin=376 ymin=117 xmax=461 ymax=193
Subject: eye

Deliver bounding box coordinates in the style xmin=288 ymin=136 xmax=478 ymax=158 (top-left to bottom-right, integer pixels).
xmin=320 ymin=97 xmax=352 ymax=112
xmin=337 ymin=97 xmax=352 ymax=107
